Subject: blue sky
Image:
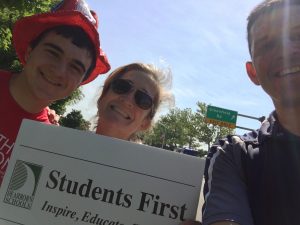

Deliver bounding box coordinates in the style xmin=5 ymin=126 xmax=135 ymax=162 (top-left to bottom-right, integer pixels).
xmin=71 ymin=0 xmax=274 ymax=134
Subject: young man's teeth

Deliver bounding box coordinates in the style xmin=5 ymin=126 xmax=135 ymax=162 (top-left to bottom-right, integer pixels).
xmin=279 ymin=66 xmax=300 ymax=76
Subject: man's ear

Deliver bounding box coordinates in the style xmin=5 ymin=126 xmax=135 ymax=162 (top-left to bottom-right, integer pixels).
xmin=246 ymin=61 xmax=260 ymax=85
xmin=140 ymin=118 xmax=151 ymax=131
xmin=24 ymin=46 xmax=33 ymax=63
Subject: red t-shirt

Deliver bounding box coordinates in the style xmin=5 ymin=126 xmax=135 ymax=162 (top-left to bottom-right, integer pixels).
xmin=0 ymin=70 xmax=50 ymax=185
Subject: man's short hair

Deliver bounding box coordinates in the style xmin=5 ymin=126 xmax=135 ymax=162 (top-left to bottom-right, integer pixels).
xmin=247 ymin=0 xmax=300 ymax=56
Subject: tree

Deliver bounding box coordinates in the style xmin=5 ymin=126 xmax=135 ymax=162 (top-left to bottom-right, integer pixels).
xmin=142 ymin=108 xmax=200 ymax=150
xmin=50 ymin=89 xmax=84 ymax=115
xmin=59 ymin=109 xmax=91 ymax=131
xmin=0 ymin=0 xmax=60 ymax=71
xmin=142 ymin=102 xmax=235 ymax=153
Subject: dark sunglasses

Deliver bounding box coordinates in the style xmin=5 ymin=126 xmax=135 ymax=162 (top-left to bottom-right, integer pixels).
xmin=110 ymin=79 xmax=154 ymax=111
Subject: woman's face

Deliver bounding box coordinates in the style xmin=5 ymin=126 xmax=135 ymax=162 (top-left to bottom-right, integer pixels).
xmin=96 ymin=70 xmax=158 ymax=140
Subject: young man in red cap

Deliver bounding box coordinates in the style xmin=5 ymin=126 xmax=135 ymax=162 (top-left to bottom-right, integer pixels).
xmin=0 ymin=0 xmax=110 ymax=185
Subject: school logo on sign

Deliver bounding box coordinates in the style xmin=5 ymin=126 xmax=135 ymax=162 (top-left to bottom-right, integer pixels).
xmin=3 ymin=160 xmax=42 ymax=209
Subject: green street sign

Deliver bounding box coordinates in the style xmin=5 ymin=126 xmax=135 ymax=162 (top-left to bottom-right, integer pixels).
xmin=205 ymin=105 xmax=238 ymax=129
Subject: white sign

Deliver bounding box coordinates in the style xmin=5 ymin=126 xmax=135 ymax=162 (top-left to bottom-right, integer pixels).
xmin=0 ymin=120 xmax=204 ymax=225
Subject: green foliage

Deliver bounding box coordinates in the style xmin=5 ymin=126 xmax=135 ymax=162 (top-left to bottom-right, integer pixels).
xmin=143 ymin=108 xmax=199 ymax=150
xmin=0 ymin=0 xmax=59 ymax=71
xmin=142 ymin=108 xmax=198 ymax=150
xmin=50 ymin=89 xmax=84 ymax=115
xmin=60 ymin=109 xmax=91 ymax=131
xmin=142 ymin=102 xmax=235 ymax=153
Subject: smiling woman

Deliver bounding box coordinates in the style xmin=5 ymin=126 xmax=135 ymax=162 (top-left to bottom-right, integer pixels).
xmin=95 ymin=62 xmax=174 ymax=141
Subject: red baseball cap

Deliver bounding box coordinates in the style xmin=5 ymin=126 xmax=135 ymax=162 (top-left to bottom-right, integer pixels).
xmin=13 ymin=0 xmax=110 ymax=85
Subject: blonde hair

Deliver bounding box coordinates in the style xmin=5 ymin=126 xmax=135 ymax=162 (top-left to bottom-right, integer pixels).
xmin=96 ymin=62 xmax=174 ymax=135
